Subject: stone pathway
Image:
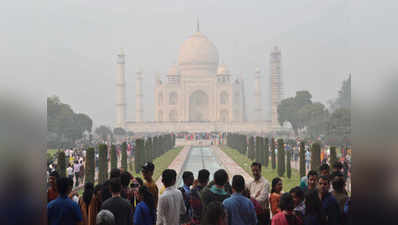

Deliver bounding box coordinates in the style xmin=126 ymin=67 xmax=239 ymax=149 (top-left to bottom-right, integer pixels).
xmin=211 ymin=145 xmax=254 ymax=184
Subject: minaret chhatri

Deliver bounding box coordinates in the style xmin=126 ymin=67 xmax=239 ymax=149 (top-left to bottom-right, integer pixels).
xmin=116 ymin=49 xmax=126 ymax=128
xmin=135 ymin=68 xmax=143 ymax=122
xmin=270 ymin=46 xmax=283 ymax=127
xmin=254 ymin=67 xmax=263 ymax=121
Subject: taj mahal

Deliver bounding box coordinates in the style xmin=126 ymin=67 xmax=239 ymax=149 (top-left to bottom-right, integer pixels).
xmin=115 ymin=24 xmax=283 ymax=133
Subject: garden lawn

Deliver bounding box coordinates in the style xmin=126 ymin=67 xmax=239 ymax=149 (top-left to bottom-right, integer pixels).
xmin=220 ymin=145 xmax=301 ymax=192
xmin=47 ymin=149 xmax=58 ymax=156
xmin=128 ymin=146 xmax=183 ymax=181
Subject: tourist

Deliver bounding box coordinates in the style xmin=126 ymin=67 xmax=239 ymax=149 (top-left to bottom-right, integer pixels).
xmin=101 ymin=178 xmax=134 ymax=225
xmin=156 ymin=169 xmax=186 ymax=225
xmin=242 ymin=188 xmax=266 ymax=225
xmin=330 ymin=171 xmax=348 ymax=216
xmin=130 ymin=177 xmax=142 ymax=211
xmin=74 ymin=160 xmax=81 ymax=187
xmin=303 ymin=190 xmax=326 ymax=225
xmin=190 ymin=169 xmax=210 ymax=225
xmin=78 ymin=182 xmax=98 ymax=225
xmin=120 ymin=171 xmax=132 ymax=200
xmin=101 ymin=180 xmax=112 ymax=203
xmin=48 ymin=171 xmax=59 ymax=203
xmin=96 ymin=209 xmax=115 ymax=225
xmin=271 ymin=193 xmax=303 ymax=225
xmin=134 ymin=186 xmax=156 ymax=225
xmin=179 ymin=171 xmax=194 ymax=223
xmin=332 ymin=162 xmax=343 ymax=174
xmin=142 ymin=162 xmax=159 ymax=208
xmin=110 ymin=168 xmax=121 ymax=179
xmin=289 ymin=187 xmax=305 ymax=218
xmin=204 ymin=201 xmax=227 ymax=225
xmin=223 ymin=175 xmax=257 ymax=225
xmin=48 ymin=177 xmax=83 ymax=225
xmin=270 ymin=177 xmax=283 ymax=216
xmin=248 ymin=162 xmax=270 ymax=225
xmin=67 ymin=164 xmax=74 ymax=180
xmin=318 ymin=176 xmax=341 ymax=225
xmin=201 ymin=169 xmax=231 ymax=216
xmin=94 ymin=184 xmax=103 ymax=213
xmin=305 ymin=150 xmax=311 ymax=170
xmin=301 ymin=170 xmax=318 ymax=192
xmin=319 ymin=164 xmax=330 ymax=177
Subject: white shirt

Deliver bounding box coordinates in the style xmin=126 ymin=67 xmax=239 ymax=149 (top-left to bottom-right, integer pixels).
xmin=248 ymin=176 xmax=270 ymax=210
xmin=156 ymin=186 xmax=186 ymax=225
xmin=67 ymin=167 xmax=74 ymax=176
xmin=73 ymin=163 xmax=80 ymax=173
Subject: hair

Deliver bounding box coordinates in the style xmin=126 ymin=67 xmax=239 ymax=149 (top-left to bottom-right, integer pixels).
xmin=279 ymin=192 xmax=295 ymax=211
xmin=162 ymin=169 xmax=177 ymax=187
xmin=138 ymin=186 xmax=156 ymax=219
xmin=135 ymin=177 xmax=144 ymax=186
xmin=110 ymin=168 xmax=121 ymax=179
xmin=319 ymin=164 xmax=330 ymax=172
xmin=214 ymin=169 xmax=228 ymax=186
xmin=305 ymin=190 xmax=327 ymax=224
xmin=109 ymin=178 xmax=122 ymax=193
xmin=232 ymin=175 xmax=245 ymax=193
xmin=101 ymin=180 xmax=112 ymax=202
xmin=205 ymin=201 xmax=226 ymax=225
xmin=307 ymin=170 xmax=318 ymax=179
xmin=83 ymin=182 xmax=94 ymax=207
xmin=331 ymin=171 xmax=344 ymax=179
xmin=56 ymin=177 xmax=73 ymax=196
xmin=94 ymin=184 xmax=102 ymax=195
xmin=242 ymin=188 xmax=250 ymax=198
xmin=120 ymin=172 xmax=132 ymax=187
xmin=318 ymin=175 xmax=330 ymax=184
xmin=198 ymin=169 xmax=210 ymax=184
xmin=251 ymin=162 xmax=262 ymax=170
xmin=96 ymin=209 xmax=115 ymax=225
xmin=333 ymin=161 xmax=343 ymax=170
xmin=182 ymin=171 xmax=194 ymax=183
xmin=271 ymin=177 xmax=282 ymax=193
xmin=49 ymin=171 xmax=59 ymax=179
xmin=289 ymin=186 xmax=304 ymax=201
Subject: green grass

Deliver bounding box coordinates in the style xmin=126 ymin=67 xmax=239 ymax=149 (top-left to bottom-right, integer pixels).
xmin=47 ymin=149 xmax=58 ymax=156
xmin=128 ymin=146 xmax=183 ymax=181
xmin=220 ymin=145 xmax=301 ymax=192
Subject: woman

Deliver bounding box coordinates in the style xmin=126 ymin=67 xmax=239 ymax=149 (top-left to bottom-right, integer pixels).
xmin=270 ymin=177 xmax=283 ymax=216
xmin=94 ymin=184 xmax=102 ymax=212
xmin=78 ymin=182 xmax=98 ymax=225
xmin=133 ymin=186 xmax=156 ymax=225
xmin=303 ymin=190 xmax=326 ymax=225
xmin=271 ymin=193 xmax=302 ymax=225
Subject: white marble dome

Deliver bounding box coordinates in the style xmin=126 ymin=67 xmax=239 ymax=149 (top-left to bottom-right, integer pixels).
xmin=177 ymin=32 xmax=219 ymax=76
xmin=167 ymin=64 xmax=179 ymax=75
xmin=217 ymin=64 xmax=230 ymax=75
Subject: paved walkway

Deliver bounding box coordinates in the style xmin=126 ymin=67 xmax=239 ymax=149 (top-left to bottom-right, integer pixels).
xmin=211 ymin=145 xmax=254 ymax=184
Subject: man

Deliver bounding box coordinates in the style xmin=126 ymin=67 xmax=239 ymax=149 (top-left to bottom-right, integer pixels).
xmin=318 ymin=175 xmax=341 ymax=225
xmin=67 ymin=164 xmax=74 ymax=180
xmin=305 ymin=150 xmax=311 ymax=170
xmin=289 ymin=186 xmax=305 ymax=218
xmin=300 ymin=170 xmax=318 ymax=192
xmin=320 ymin=163 xmax=330 ymax=177
xmin=96 ymin=209 xmax=115 ymax=225
xmin=223 ymin=175 xmax=257 ymax=225
xmin=157 ymin=169 xmax=186 ymax=225
xmin=179 ymin=171 xmax=194 ymax=223
xmin=201 ymin=169 xmax=231 ymax=216
xmin=189 ymin=169 xmax=210 ymax=225
xmin=332 ymin=162 xmax=343 ymax=173
xmin=74 ymin=160 xmax=81 ymax=187
xmin=142 ymin=162 xmax=159 ymax=208
xmin=101 ymin=178 xmax=133 ymax=225
xmin=331 ymin=171 xmax=348 ymax=216
xmin=48 ymin=177 xmax=83 ymax=225
xmin=248 ymin=162 xmax=270 ymax=225
xmin=47 ymin=171 xmax=59 ymax=202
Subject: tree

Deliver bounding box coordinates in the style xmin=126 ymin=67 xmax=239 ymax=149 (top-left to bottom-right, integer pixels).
xmin=113 ymin=127 xmax=127 ymax=136
xmin=248 ymin=136 xmax=255 ymax=160
xmin=57 ymin=151 xmax=66 ymax=177
xmin=277 ymin=139 xmax=285 ymax=177
xmin=98 ymin=144 xmax=107 ymax=185
xmin=110 ymin=145 xmax=117 ymax=170
xmin=326 ymin=108 xmax=351 ymax=147
xmin=95 ymin=125 xmax=112 ymax=142
xmin=286 ymin=148 xmax=292 ymax=178
xmin=330 ymin=146 xmax=337 ymax=167
xmin=299 ymin=142 xmax=306 ymax=177
xmin=299 ymin=102 xmax=329 ymax=139
xmin=336 ymin=75 xmax=351 ymax=110
xmin=135 ymin=139 xmax=145 ymax=173
xmin=121 ymin=142 xmax=127 ymax=172
xmin=311 ymin=142 xmax=321 ymax=172
xmin=255 ymin=136 xmax=261 ymax=163
xmin=145 ymin=137 xmax=153 ymax=162
xmin=271 ymin=138 xmax=276 ymax=170
xmin=264 ymin=138 xmax=269 ymax=168
xmin=85 ymin=147 xmax=95 ymax=184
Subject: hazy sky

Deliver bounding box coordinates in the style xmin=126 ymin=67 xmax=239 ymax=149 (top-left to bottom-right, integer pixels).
xmin=1 ymin=0 xmax=397 ymax=127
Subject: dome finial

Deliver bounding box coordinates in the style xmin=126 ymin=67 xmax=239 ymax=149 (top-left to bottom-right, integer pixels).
xmin=196 ymin=17 xmax=200 ymax=32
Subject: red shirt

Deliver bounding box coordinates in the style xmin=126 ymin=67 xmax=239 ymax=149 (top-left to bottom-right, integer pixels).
xmin=47 ymin=187 xmax=58 ymax=202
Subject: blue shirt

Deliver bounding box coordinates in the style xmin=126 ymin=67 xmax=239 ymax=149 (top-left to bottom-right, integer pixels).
xmin=47 ymin=196 xmax=82 ymax=225
xmin=321 ymin=192 xmax=341 ymax=225
xmin=134 ymin=202 xmax=154 ymax=225
xmin=223 ymin=193 xmax=257 ymax=225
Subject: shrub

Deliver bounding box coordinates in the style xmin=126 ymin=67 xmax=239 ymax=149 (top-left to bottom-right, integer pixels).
xmin=85 ymin=147 xmax=95 ymax=184
xmin=299 ymin=142 xmax=306 ymax=177
xmin=311 ymin=142 xmax=321 ymax=173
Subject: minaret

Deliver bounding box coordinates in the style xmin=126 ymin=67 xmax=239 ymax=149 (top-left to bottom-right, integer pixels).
xmin=254 ymin=67 xmax=263 ymax=121
xmin=135 ymin=68 xmax=143 ymax=122
xmin=116 ymin=49 xmax=126 ymax=128
xmin=270 ymin=46 xmax=283 ymax=127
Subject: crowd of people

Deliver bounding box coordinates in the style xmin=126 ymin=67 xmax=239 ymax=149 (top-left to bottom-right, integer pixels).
xmin=48 ymin=159 xmax=351 ymax=225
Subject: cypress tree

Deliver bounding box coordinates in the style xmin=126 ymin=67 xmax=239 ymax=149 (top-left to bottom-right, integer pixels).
xmin=330 ymin=146 xmax=337 ymax=167
xmin=135 ymin=139 xmax=145 ymax=173
xmin=255 ymin=136 xmax=261 ymax=163
xmin=57 ymin=151 xmax=66 ymax=178
xmin=98 ymin=144 xmax=107 ymax=185
xmin=287 ymin=148 xmax=292 ymax=178
xmin=299 ymin=142 xmax=306 ymax=177
xmin=121 ymin=142 xmax=128 ymax=172
xmin=264 ymin=138 xmax=269 ymax=168
xmin=153 ymin=136 xmax=158 ymax=159
xmin=277 ymin=139 xmax=284 ymax=177
xmin=104 ymin=145 xmax=108 ymax=180
xmin=311 ymin=142 xmax=321 ymax=173
xmin=110 ymin=145 xmax=117 ymax=170
xmin=248 ymin=136 xmax=255 ymax=160
xmin=271 ymin=138 xmax=276 ymax=170
xmin=85 ymin=147 xmax=95 ymax=184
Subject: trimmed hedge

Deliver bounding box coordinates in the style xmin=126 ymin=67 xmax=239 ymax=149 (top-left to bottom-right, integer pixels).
xmin=277 ymin=139 xmax=285 ymax=177
xmin=110 ymin=145 xmax=117 ymax=170
xmin=98 ymin=144 xmax=107 ymax=185
xmin=311 ymin=142 xmax=321 ymax=173
xmin=271 ymin=138 xmax=276 ymax=170
xmin=299 ymin=142 xmax=306 ymax=177
xmin=264 ymin=138 xmax=269 ymax=168
xmin=57 ymin=151 xmax=66 ymax=178
xmin=85 ymin=147 xmax=95 ymax=184
xmin=121 ymin=142 xmax=127 ymax=172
